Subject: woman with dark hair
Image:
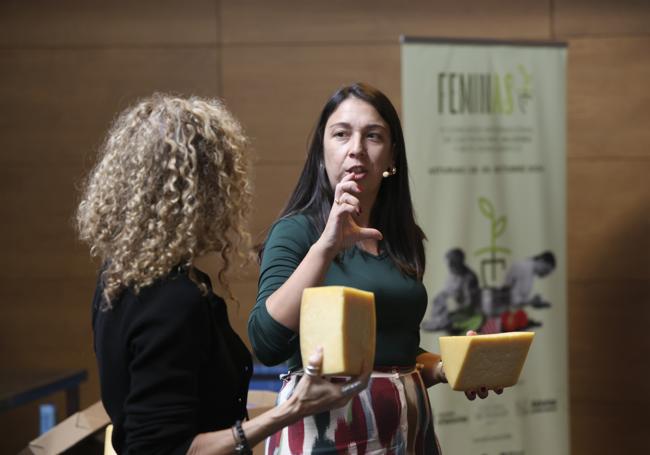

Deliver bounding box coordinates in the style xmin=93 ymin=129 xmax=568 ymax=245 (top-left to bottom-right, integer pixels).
xmin=249 ymin=83 xmax=498 ymax=454
xmin=77 ymin=94 xmax=370 ymax=455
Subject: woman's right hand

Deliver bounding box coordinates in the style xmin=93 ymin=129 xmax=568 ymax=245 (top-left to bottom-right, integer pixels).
xmin=189 ymin=348 xmax=371 ymax=454
xmin=284 ymin=346 xmax=372 ymax=419
xmin=316 ymin=172 xmax=383 ymax=256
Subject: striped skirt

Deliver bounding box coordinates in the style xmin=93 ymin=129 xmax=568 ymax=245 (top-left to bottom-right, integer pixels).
xmin=265 ymin=368 xmax=441 ymax=455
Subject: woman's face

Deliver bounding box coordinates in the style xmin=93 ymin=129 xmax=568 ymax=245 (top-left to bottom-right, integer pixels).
xmin=323 ymin=97 xmax=393 ymax=198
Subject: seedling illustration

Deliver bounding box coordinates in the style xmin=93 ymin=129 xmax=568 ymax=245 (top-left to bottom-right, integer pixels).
xmin=474 ymin=197 xmax=511 ymax=286
xmin=517 ymin=64 xmax=533 ymax=113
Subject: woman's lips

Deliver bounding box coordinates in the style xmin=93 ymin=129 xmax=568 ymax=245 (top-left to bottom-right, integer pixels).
xmin=347 ymin=170 xmax=367 ymax=180
xmin=346 ymin=166 xmax=367 ymax=179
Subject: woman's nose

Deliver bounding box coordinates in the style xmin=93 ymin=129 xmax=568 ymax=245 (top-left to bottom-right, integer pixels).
xmin=348 ymin=133 xmax=365 ymax=157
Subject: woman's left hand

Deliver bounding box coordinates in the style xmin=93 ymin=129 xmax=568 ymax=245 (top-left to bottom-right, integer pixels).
xmin=418 ymin=330 xmax=504 ymax=399
xmin=449 ymin=330 xmax=504 ymax=400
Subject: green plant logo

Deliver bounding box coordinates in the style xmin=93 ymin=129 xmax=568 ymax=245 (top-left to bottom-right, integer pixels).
xmin=517 ymin=64 xmax=533 ymax=113
xmin=474 ymin=197 xmax=511 ymax=285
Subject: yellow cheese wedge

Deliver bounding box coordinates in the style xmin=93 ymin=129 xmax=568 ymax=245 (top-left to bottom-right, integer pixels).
xmin=300 ymin=286 xmax=376 ymax=376
xmin=439 ymin=332 xmax=534 ymax=391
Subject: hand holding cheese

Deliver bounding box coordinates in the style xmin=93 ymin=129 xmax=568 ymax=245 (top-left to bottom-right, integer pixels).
xmin=300 ymin=286 xmax=376 ymax=376
xmin=439 ymin=332 xmax=534 ymax=391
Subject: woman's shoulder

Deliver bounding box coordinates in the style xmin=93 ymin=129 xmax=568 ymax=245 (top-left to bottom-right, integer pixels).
xmin=268 ymin=213 xmax=318 ymax=241
xmin=272 ymin=213 xmax=311 ymax=229
xmin=260 ymin=213 xmax=319 ymax=262
xmin=130 ymin=268 xmax=211 ymax=320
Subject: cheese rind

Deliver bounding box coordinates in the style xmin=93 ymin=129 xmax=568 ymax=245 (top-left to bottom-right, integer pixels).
xmin=300 ymin=286 xmax=376 ymax=376
xmin=439 ymin=332 xmax=534 ymax=391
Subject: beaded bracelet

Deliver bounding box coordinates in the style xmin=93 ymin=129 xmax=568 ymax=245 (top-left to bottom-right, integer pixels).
xmin=231 ymin=420 xmax=252 ymax=455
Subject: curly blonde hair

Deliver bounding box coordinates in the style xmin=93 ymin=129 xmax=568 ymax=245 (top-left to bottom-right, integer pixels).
xmin=77 ymin=94 xmax=253 ymax=309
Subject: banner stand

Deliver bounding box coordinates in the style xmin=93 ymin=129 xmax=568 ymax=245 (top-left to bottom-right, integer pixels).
xmin=402 ymin=36 xmax=569 ymax=455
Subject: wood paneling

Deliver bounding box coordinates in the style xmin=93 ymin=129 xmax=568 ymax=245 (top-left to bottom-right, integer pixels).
xmin=571 ymin=400 xmax=649 ymax=454
xmin=222 ymin=45 xmax=401 ymax=164
xmin=569 ymin=282 xmax=650 ymax=454
xmin=0 ymin=278 xmax=96 ymax=369
xmin=0 ymin=1 xmax=648 ymax=454
xmin=0 ymin=0 xmax=219 ymax=47
xmin=0 ymin=48 xmax=221 ymax=282
xmin=221 ymin=0 xmax=551 ymax=44
xmin=569 ymin=281 xmax=649 ymax=401
xmin=0 ymin=163 xmax=91 ymax=279
xmin=0 ymin=49 xmax=221 ymax=161
xmin=555 ymin=0 xmax=650 ymax=37
xmin=567 ymin=158 xmax=650 ymax=282
xmin=567 ymin=37 xmax=650 ymax=159
xmin=250 ymin=164 xmax=304 ymax=236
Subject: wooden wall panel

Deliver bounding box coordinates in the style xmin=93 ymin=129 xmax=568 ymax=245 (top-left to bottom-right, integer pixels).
xmin=0 ymin=277 xmax=96 ymax=370
xmin=222 ymin=45 xmax=401 ymax=164
xmin=568 ymin=281 xmax=650 ymax=454
xmin=250 ymin=164 xmax=304 ymax=239
xmin=567 ymin=37 xmax=650 ymax=159
xmin=571 ymin=401 xmax=648 ymax=454
xmin=567 ymin=159 xmax=650 ymax=282
xmin=569 ymin=282 xmax=649 ymax=400
xmin=221 ymin=0 xmax=551 ymax=44
xmin=0 ymin=49 xmax=221 ymax=166
xmin=0 ymin=1 xmax=648 ymax=454
xmin=0 ymin=0 xmax=219 ymax=46
xmin=0 ymin=49 xmax=221 ymax=282
xmin=555 ymin=0 xmax=650 ymax=37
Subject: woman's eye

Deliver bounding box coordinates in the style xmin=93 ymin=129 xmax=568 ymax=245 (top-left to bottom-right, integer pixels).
xmin=367 ymin=132 xmax=382 ymax=141
xmin=333 ymin=131 xmax=348 ymax=138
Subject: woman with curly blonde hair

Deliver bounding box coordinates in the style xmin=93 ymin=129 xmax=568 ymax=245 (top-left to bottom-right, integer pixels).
xmin=77 ymin=94 xmax=369 ymax=455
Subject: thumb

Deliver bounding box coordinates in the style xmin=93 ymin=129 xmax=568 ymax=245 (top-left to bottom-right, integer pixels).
xmin=308 ymin=346 xmax=324 ymax=367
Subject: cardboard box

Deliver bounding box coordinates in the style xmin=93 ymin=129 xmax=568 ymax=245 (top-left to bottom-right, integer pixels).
xmin=20 ymin=391 xmax=278 ymax=455
xmin=19 ymin=401 xmax=110 ymax=455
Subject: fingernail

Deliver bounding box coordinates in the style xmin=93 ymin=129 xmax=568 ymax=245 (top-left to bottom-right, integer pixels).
xmin=468 ymin=391 xmax=476 ymax=400
xmin=480 ymin=386 xmax=487 ymax=395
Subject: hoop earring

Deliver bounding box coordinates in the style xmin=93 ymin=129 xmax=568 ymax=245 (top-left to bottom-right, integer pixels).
xmin=382 ymin=166 xmax=397 ymax=178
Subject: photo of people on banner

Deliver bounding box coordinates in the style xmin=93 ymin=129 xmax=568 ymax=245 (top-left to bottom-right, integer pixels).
xmin=421 ymin=197 xmax=556 ymax=334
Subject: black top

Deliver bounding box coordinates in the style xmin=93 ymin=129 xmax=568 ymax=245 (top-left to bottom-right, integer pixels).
xmin=92 ymin=267 xmax=252 ymax=455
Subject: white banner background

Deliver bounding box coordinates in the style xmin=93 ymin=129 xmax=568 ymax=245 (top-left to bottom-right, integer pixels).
xmin=402 ymin=38 xmax=569 ymax=455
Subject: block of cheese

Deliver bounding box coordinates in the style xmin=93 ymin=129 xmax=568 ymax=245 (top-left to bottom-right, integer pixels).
xmin=300 ymin=286 xmax=375 ymax=376
xmin=439 ymin=332 xmax=534 ymax=391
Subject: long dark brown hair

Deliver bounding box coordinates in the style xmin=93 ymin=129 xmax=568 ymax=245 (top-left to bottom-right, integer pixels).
xmin=263 ymin=82 xmax=425 ymax=280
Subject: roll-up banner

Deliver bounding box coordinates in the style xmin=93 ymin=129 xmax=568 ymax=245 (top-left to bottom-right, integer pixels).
xmin=402 ymin=37 xmax=569 ymax=455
